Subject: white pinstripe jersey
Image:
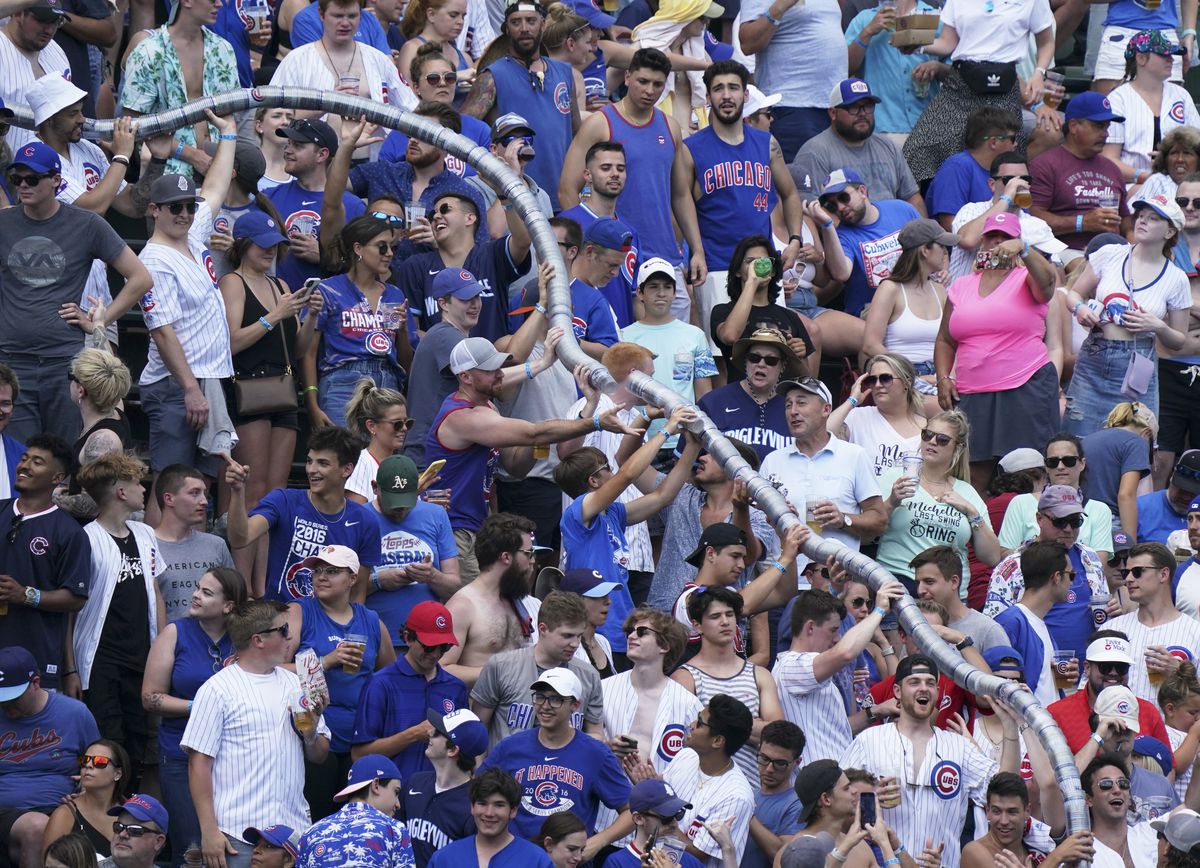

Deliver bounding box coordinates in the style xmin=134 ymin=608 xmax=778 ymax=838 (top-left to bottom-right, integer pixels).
xmin=1168 ymin=725 xmax=1192 ymax=803
xmin=1106 ymin=611 xmax=1200 ymax=704
xmin=181 ymin=663 xmax=331 ymax=838
xmin=841 ymin=724 xmax=998 ymax=868
xmin=773 ymin=650 xmax=852 ymax=764
xmin=1106 ymin=82 xmax=1200 ymax=175
xmin=662 ymin=748 xmax=755 ymax=868
xmin=0 ymin=33 xmax=69 ymax=152
xmin=137 ymin=200 xmax=233 ymax=385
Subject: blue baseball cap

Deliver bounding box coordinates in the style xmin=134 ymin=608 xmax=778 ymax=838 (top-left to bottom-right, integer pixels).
xmin=243 ymin=826 xmax=300 ymax=858
xmin=334 ymin=754 xmax=402 ymax=802
xmin=704 ymin=29 xmax=735 ymax=61
xmin=233 ymin=212 xmax=288 ymax=248
xmin=0 ymin=647 xmax=37 ymax=701
xmin=560 ymin=568 xmax=621 ymax=598
xmin=583 ymin=217 xmax=633 ymax=251
xmin=10 ymin=141 xmax=61 ymax=174
xmin=829 ymin=77 xmax=880 ymax=108
xmin=109 ymin=794 xmax=169 ymax=831
xmin=427 ymin=707 xmax=490 ymax=758
xmin=432 ymin=268 xmax=485 ymax=300
xmin=570 ymin=0 xmax=614 ymax=29
xmin=982 ymin=645 xmax=1024 ymax=675
xmin=1064 ymin=91 xmax=1125 ymax=123
xmin=630 ymin=779 xmax=693 ymax=815
xmin=821 ymin=168 xmax=866 ymax=196
xmin=1133 ymin=735 xmax=1173 ymax=777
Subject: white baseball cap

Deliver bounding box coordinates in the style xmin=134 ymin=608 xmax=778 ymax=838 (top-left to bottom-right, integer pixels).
xmin=530 ymin=667 xmax=582 ymax=699
xmin=636 ymin=257 xmax=676 ymax=287
xmin=742 ymin=85 xmax=782 ymax=118
xmin=301 ymin=544 xmax=361 ymax=572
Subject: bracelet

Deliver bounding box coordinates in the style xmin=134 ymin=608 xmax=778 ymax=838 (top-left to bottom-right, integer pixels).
xmin=880 ymin=645 xmax=895 ymax=657
xmin=789 ymin=234 xmax=805 ymax=245
xmin=1091 ymin=732 xmax=1104 ymax=745
xmin=534 ymin=303 xmax=546 ymax=314
xmin=370 ymin=567 xmax=382 ymax=591
xmin=820 ymin=219 xmax=834 ymax=229
xmin=637 ymin=406 xmax=650 ymax=421
xmin=1035 ymin=66 xmax=1047 ymax=76
xmin=525 ymin=361 xmax=534 ymax=380
xmin=304 ymin=385 xmax=319 ymax=394
xmin=763 ymin=9 xmax=782 ymax=25
xmin=1020 ymin=240 xmax=1030 ymax=258
xmin=30 ymin=588 xmax=41 ymax=607
xmin=883 ymin=859 xmax=901 ymax=867
xmin=894 ymin=846 xmax=906 ymax=856
xmin=593 ymin=413 xmax=602 ymax=432
xmin=1134 ymin=171 xmax=1148 ymax=184
xmin=61 ymin=669 xmax=77 ymax=677
xmin=830 ymin=850 xmax=849 ymax=864
xmin=847 ymin=396 xmax=859 ymax=407
xmin=854 ymin=36 xmax=870 ymax=49
xmin=769 ymin=559 xmax=788 ymax=573
xmin=998 ymin=193 xmax=1014 ymax=208
xmin=111 ymin=155 xmax=130 ymax=167
xmin=872 ymin=606 xmax=887 ymax=618
xmin=936 ymin=374 xmax=954 ymax=384
xmin=173 ymin=141 xmax=185 ymax=160
xmin=258 ymin=316 xmax=274 ymax=331
xmin=1183 ymin=27 xmax=1197 ymax=37
xmin=968 ymin=513 xmax=984 ymax=529
xmin=1075 ymin=214 xmax=1083 ymax=233
xmin=219 ymin=133 xmax=238 ymax=141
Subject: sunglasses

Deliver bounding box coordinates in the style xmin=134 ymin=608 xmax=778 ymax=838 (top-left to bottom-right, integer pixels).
xmin=848 ymin=596 xmax=872 ymax=608
xmin=1117 ymin=565 xmax=1159 ymax=579
xmin=756 ymin=754 xmax=794 ymax=771
xmin=994 ymin=174 xmax=1032 ymax=184
xmin=862 ymin=373 xmax=895 ymax=389
xmin=1095 ymin=778 xmax=1131 ymax=791
xmin=750 ymin=110 xmax=773 ymax=121
xmin=436 ymin=202 xmax=457 ymax=216
xmin=256 ymin=623 xmax=291 ymax=639
xmin=1095 ymin=661 xmax=1130 ymax=675
xmin=920 ymin=429 xmax=953 ymax=447
xmin=417 ymin=638 xmax=453 ymax=654
xmin=630 ymin=625 xmax=663 ymax=640
xmin=6 ymin=171 xmax=54 ymax=187
xmin=374 ymin=242 xmax=397 ymax=255
xmin=165 ymin=202 xmax=198 ymax=216
xmin=1059 ymin=568 xmax=1077 ymax=579
xmin=499 ymin=134 xmax=534 ymax=148
xmin=745 ymin=352 xmax=782 ymax=367
xmin=1045 ymin=456 xmax=1080 ymax=468
xmin=79 ymin=754 xmax=115 ymax=769
xmin=369 ymin=211 xmax=404 ymax=226
xmin=113 ymin=822 xmax=159 ymax=838
xmin=6 ymin=513 xmax=23 ymax=545
xmin=1177 ymin=197 xmax=1200 ymax=210
xmin=1044 ymin=514 xmax=1085 ymax=530
xmin=377 ymin=417 xmax=414 ymax=431
xmin=424 ymin=71 xmax=458 ymax=85
xmin=310 ymin=565 xmax=350 ymax=577
xmin=648 ymin=809 xmax=688 ymax=822
xmin=820 ymin=191 xmax=854 ymax=208
xmin=532 ymin=691 xmax=568 ymax=709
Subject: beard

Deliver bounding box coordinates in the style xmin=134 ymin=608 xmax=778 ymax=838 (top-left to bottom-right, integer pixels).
xmin=499 ymin=560 xmax=531 ymax=601
xmin=834 ymin=116 xmax=874 ymax=143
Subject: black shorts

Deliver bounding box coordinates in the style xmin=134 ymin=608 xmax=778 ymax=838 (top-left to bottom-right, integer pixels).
xmin=84 ymin=658 xmax=157 ymax=766
xmin=0 ymin=805 xmax=54 ymax=848
xmin=1157 ymin=359 xmax=1200 ymax=454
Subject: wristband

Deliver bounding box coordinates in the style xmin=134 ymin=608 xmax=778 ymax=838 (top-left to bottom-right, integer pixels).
xmin=872 ymin=606 xmax=887 ymax=618
xmin=1034 ymin=66 xmax=1047 ymax=76
xmin=820 ymin=219 xmax=834 ymax=229
xmin=883 ymin=859 xmax=901 ymax=867
xmin=1092 ymin=732 xmax=1104 ymax=745
xmin=30 ymin=588 xmax=41 ymax=607
xmin=61 ymin=669 xmax=77 ymax=677
xmin=763 ymin=9 xmax=781 ymax=25
xmin=854 ymin=36 xmax=870 ymax=49
xmin=637 ymin=406 xmax=650 ymax=421
xmin=534 ymin=303 xmax=546 ymax=314
xmin=219 ymin=133 xmax=238 ymax=141
xmin=847 ymin=395 xmax=859 ymax=407
xmin=769 ymin=559 xmax=788 ymax=573
xmin=370 ymin=567 xmax=382 ymax=591
xmin=880 ymin=645 xmax=895 ymax=656
xmin=789 ymin=234 xmax=805 ymax=245
xmin=968 ymin=513 xmax=984 ymax=529
xmin=1183 ymin=28 xmax=1197 ymax=37
xmin=894 ymin=846 xmax=906 ymax=856
xmin=173 ymin=141 xmax=185 ymax=160
xmin=525 ymin=361 xmax=534 ymax=380
xmin=304 ymin=385 xmax=319 ymax=393
xmin=998 ymin=193 xmax=1015 ymax=208
xmin=1021 ymin=240 xmax=1030 ymax=258
xmin=830 ymin=851 xmax=848 ymax=864
xmin=111 ymin=155 xmax=130 ymax=167
xmin=1075 ymin=214 xmax=1083 ymax=233
xmin=1134 ymin=171 xmax=1148 ymax=184
xmin=593 ymin=412 xmax=602 ymax=432
xmin=258 ymin=316 xmax=274 ymax=331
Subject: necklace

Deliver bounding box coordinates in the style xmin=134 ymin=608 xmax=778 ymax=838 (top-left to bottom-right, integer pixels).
xmin=320 ymin=38 xmax=359 ymax=78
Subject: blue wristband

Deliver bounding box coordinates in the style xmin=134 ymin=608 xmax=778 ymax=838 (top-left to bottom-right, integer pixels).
xmin=769 ymin=559 xmax=788 ymax=573
xmin=370 ymin=567 xmax=382 ymax=591
xmin=1076 ymin=214 xmax=1083 ymax=233
xmin=872 ymin=606 xmax=887 ymax=618
xmin=258 ymin=316 xmax=273 ymax=331
xmin=854 ymin=36 xmax=870 ymax=49
xmin=525 ymin=361 xmax=534 ymax=380
xmin=883 ymin=859 xmax=900 ymax=867
xmin=999 ymin=193 xmax=1015 ymax=208
xmin=593 ymin=412 xmax=602 ymax=432
xmin=187 ymin=700 xmax=193 ymax=714
xmin=219 ymin=133 xmax=238 ymax=141
xmin=173 ymin=141 xmax=185 ymax=160
xmin=847 ymin=396 xmax=859 ymax=407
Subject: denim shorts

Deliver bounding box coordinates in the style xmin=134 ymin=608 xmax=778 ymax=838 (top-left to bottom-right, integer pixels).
xmin=318 ymin=359 xmax=405 ymax=428
xmin=1064 ymin=333 xmax=1158 ymax=437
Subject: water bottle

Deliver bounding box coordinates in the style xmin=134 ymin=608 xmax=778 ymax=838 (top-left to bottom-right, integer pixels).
xmin=658 ymin=836 xmax=688 ymax=864
xmin=184 ymin=843 xmax=204 ymax=867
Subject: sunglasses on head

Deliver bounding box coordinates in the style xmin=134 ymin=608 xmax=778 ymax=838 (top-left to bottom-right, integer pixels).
xmin=164 ymin=202 xmax=198 ymax=216
xmin=6 ymin=170 xmax=53 ymax=187
xmin=369 ymin=211 xmax=404 ymax=226
xmin=862 ymin=373 xmax=895 ymax=389
xmin=994 ymin=174 xmax=1033 ymax=184
xmin=1045 ymin=456 xmax=1080 ymax=468
xmin=820 ymin=191 xmax=853 ymax=208
xmin=377 ymin=417 xmax=414 ymax=431
xmin=424 ymin=71 xmax=458 ymax=85
xmin=79 ymin=754 xmax=114 ymax=769
xmin=745 ymin=352 xmax=782 ymax=366
xmin=1177 ymin=197 xmax=1200 ymax=211
xmin=1117 ymin=565 xmax=1159 ymax=579
xmin=920 ymin=429 xmax=953 ymax=447
xmin=1095 ymin=778 xmax=1130 ymax=791
xmin=1044 ymin=513 xmax=1085 ymax=529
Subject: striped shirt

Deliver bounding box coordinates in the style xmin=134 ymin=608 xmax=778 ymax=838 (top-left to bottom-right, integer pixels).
xmin=680 ymin=660 xmax=762 ymax=788
xmin=1106 ymin=611 xmax=1200 ymax=705
xmin=662 ymin=748 xmax=755 ymax=868
xmin=0 ymin=32 xmax=70 ymax=152
xmin=181 ymin=663 xmax=330 ymax=838
xmin=773 ymin=650 xmax=852 ymax=764
xmin=1168 ymin=725 xmax=1192 ymax=803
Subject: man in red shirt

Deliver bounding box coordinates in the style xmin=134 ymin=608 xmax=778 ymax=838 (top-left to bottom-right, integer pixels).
xmin=1047 ymin=631 xmax=1173 ymax=753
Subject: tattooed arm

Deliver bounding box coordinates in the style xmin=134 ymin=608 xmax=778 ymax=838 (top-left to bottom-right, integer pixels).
xmin=142 ymin=623 xmax=193 ymax=717
xmin=460 ymin=68 xmax=497 ymax=121
xmin=53 ymin=427 xmax=126 ymax=519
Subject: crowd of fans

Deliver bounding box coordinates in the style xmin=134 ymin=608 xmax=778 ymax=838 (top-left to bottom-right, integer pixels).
xmin=4 ymin=0 xmax=1200 ymax=866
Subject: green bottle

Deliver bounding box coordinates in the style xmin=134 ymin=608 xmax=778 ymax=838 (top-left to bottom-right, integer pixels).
xmin=753 ymin=257 xmax=773 ymax=278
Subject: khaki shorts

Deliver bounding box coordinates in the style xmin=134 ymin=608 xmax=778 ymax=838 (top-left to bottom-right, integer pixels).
xmin=454 ymin=528 xmax=479 ymax=583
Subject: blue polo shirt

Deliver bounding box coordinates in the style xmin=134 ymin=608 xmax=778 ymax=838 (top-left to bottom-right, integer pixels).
xmin=351 ymin=655 xmax=469 ymax=781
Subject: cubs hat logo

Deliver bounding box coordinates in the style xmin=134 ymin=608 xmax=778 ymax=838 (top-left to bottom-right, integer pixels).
xmin=850 ymin=81 xmax=869 ymax=93
xmin=931 ymin=760 xmax=961 ymax=799
xmin=460 ymin=270 xmax=473 ymax=280
xmin=435 ymin=615 xmax=448 ymax=629
xmin=1116 ymin=700 xmax=1132 ymax=714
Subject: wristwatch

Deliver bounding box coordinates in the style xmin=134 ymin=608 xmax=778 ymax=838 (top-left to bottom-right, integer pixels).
xmin=842 ymin=514 xmax=853 ymax=529
xmin=955 ymin=636 xmax=974 ymax=651
xmin=24 ymin=586 xmax=39 ymax=608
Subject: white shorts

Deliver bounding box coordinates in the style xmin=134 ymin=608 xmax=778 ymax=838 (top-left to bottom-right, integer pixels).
xmin=694 ymin=270 xmax=730 ymax=354
xmin=1095 ymin=25 xmax=1184 ymax=81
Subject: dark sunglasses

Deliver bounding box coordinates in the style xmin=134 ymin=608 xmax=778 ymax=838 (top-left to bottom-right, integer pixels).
xmin=1117 ymin=565 xmax=1159 ymax=579
xmin=1095 ymin=778 xmax=1130 ymax=791
xmin=745 ymin=352 xmax=782 ymax=367
xmin=424 ymin=71 xmax=458 ymax=85
xmin=1060 ymin=568 xmax=1077 ymax=579
xmin=165 ymin=202 xmax=198 ymax=216
xmin=6 ymin=171 xmax=53 ymax=187
xmin=79 ymin=754 xmax=114 ymax=768
xmin=1045 ymin=456 xmax=1080 ymax=468
xmin=994 ymin=174 xmax=1033 ymax=184
xmin=6 ymin=513 xmax=23 ymax=545
xmin=436 ymin=202 xmax=457 ymax=216
xmin=1177 ymin=197 xmax=1200 ymax=210
xmin=648 ymin=809 xmax=688 ymax=822
xmin=369 ymin=210 xmax=404 ymax=226
xmin=750 ymin=110 xmax=773 ymax=121
xmin=499 ymin=134 xmax=534 ymax=147
xmin=920 ymin=429 xmax=953 ymax=447
xmin=1044 ymin=514 xmax=1085 ymax=530
xmin=1095 ymin=661 xmax=1129 ymax=675
xmin=374 ymin=242 xmax=398 ymax=255
xmin=113 ymin=822 xmax=159 ymax=838
xmin=256 ymin=623 xmax=291 ymax=639
xmin=418 ymin=639 xmax=453 ymax=654
xmin=756 ymin=754 xmax=794 ymax=771
xmin=848 ymin=596 xmax=872 ymax=608
xmin=862 ymin=373 xmax=896 ymax=389
xmin=630 ymin=625 xmax=663 ymax=639
xmin=820 ymin=191 xmax=853 ymax=208
xmin=377 ymin=417 xmax=414 ymax=431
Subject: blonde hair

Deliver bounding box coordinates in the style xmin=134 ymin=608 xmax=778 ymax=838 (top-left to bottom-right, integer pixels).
xmin=928 ymin=409 xmax=972 ymax=482
xmin=542 ymin=2 xmax=591 ymax=51
xmin=76 ymin=452 xmax=147 ymax=505
xmin=1104 ymin=401 xmax=1158 ymax=438
xmin=344 ymin=377 xmax=407 ymax=442
xmin=864 ymin=352 xmax=925 ymax=422
xmin=71 ymin=348 xmax=131 ymax=414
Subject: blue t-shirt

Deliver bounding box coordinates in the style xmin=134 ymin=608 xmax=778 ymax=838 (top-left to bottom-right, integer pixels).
xmin=428 ymin=835 xmax=553 ymax=868
xmin=1081 ymin=427 xmax=1151 ymax=513
xmin=568 ymin=278 xmax=621 ymax=347
xmin=604 ymin=847 xmax=703 ymax=868
xmin=480 ymin=728 xmax=630 ymax=838
xmin=160 ymin=617 xmax=235 ymax=758
xmin=742 ymin=790 xmax=804 ymax=868
xmin=1137 ymin=490 xmax=1188 ymax=545
xmin=266 ymin=179 xmax=366 ymax=290
xmin=297 ymin=598 xmax=382 ymax=751
xmin=290 ymin=3 xmax=390 ymax=51
xmin=211 ymin=0 xmax=254 ymax=86
xmin=398 ymin=240 xmax=528 ymax=344
xmin=561 ymin=497 xmax=635 ymax=653
xmin=0 ymin=692 xmax=100 ymax=810
xmin=844 ymin=3 xmax=941 ymax=134
xmin=351 ymin=656 xmax=469 ymax=781
xmin=403 ymin=770 xmax=475 ymax=868
xmin=1043 ymin=546 xmax=1097 ymax=658
xmin=836 ymin=199 xmax=922 ymax=315
xmin=309 ymin=274 xmax=414 ymax=375
xmin=370 ymin=500 xmax=458 ymax=644
xmin=925 ymin=150 xmax=992 ymax=219
xmin=558 ymin=203 xmax=640 ymax=328
xmin=1104 ymin=0 xmax=1177 ymax=28
xmin=250 ymin=488 xmax=383 ymax=601
xmin=696 ymin=383 xmax=791 ymax=461
xmin=378 ymin=115 xmax=493 ymax=177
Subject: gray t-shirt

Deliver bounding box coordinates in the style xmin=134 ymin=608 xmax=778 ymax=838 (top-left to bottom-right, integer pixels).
xmin=740 ymin=0 xmax=847 ymax=109
xmin=404 ymin=321 xmax=467 ymax=465
xmin=471 ymin=646 xmax=604 ymax=748
xmin=0 ymin=202 xmax=126 ymax=357
xmin=155 ymin=531 xmax=235 ymax=622
xmin=790 ymin=129 xmax=921 ymax=203
xmin=950 ymin=608 xmax=1010 ymax=653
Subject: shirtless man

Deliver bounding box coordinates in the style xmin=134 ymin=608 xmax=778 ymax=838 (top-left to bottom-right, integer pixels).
xmin=440 ymin=513 xmax=541 ymax=687
xmin=961 ymin=771 xmax=1071 ymax=868
xmin=469 ymin=591 xmax=604 ymax=749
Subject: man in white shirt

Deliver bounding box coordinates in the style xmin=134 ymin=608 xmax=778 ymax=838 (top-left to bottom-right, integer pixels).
xmin=183 ymin=600 xmax=331 ymax=868
xmin=1173 ymin=497 xmax=1200 ymax=618
xmin=0 ymin=0 xmax=70 ymax=152
xmin=1107 ymin=542 xmax=1200 ymax=704
xmin=1083 ymin=754 xmax=1157 ymax=868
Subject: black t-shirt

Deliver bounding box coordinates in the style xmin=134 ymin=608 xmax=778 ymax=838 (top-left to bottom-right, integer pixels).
xmin=710 ymin=301 xmax=814 ymax=382
xmin=96 ymin=532 xmax=150 ymax=669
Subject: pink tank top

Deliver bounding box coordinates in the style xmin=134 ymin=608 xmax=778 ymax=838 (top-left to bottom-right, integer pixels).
xmin=947 ymin=268 xmax=1050 ymax=394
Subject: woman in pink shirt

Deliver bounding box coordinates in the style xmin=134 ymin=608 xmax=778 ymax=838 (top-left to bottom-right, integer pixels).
xmin=934 ymin=211 xmax=1059 ymax=494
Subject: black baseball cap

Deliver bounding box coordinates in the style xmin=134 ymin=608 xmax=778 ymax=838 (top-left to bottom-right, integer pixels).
xmin=276 ymin=118 xmax=338 ymax=155
xmin=895 ymin=653 xmax=939 ymax=683
xmin=795 ymin=759 xmax=843 ymax=823
xmin=685 ymin=522 xmax=748 ymax=568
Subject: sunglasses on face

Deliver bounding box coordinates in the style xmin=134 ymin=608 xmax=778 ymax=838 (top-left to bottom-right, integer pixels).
xmin=751 ymin=110 xmax=773 ymax=121
xmin=377 ymin=417 xmax=414 ymax=431
xmin=820 ymin=191 xmax=854 ymax=209
xmin=1059 ymin=568 xmax=1077 ymax=579
xmin=920 ymin=429 xmax=953 ymax=447
xmin=165 ymin=202 xmax=198 ymax=216
xmin=1045 ymin=456 xmax=1080 ymax=468
xmin=436 ymin=202 xmax=457 ymax=216
xmin=1176 ymin=197 xmax=1200 ymax=210
xmin=994 ymin=174 xmax=1033 ymax=184
xmin=1044 ymin=514 xmax=1085 ymax=530
xmin=373 ymin=242 xmax=397 ymax=255
xmin=369 ymin=210 xmax=404 ymax=226
xmin=862 ymin=373 xmax=895 ymax=389
xmin=417 ymin=638 xmax=453 ymax=654
xmin=1117 ymin=565 xmax=1159 ymax=579
xmin=848 ymin=596 xmax=872 ymax=608
xmin=840 ymin=103 xmax=873 ymax=115
xmin=424 ymin=71 xmax=458 ymax=85
xmin=113 ymin=822 xmax=159 ymax=838
xmin=6 ymin=171 xmax=53 ymax=187
xmin=630 ymin=625 xmax=663 ymax=640
xmin=648 ymin=809 xmax=688 ymax=822
xmin=256 ymin=623 xmax=291 ymax=639
xmin=1095 ymin=661 xmax=1129 ymax=676
xmin=1095 ymin=778 xmax=1131 ymax=791
xmin=756 ymin=754 xmax=794 ymax=771
xmin=745 ymin=352 xmax=782 ymax=366
xmin=79 ymin=754 xmax=114 ymax=769
xmin=499 ymin=134 xmax=534 ymax=148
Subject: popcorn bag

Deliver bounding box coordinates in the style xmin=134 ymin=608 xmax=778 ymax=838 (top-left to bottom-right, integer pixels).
xmin=295 ymin=647 xmax=330 ymax=712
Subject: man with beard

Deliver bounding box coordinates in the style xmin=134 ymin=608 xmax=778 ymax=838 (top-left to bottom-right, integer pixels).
xmin=841 ymin=655 xmax=1022 ymax=868
xmin=1172 ymin=496 xmax=1200 ymax=617
xmin=470 ymin=591 xmax=605 ymax=748
xmin=351 ymin=601 xmax=469 ymax=780
xmin=461 ymin=0 xmax=578 ymax=211
xmin=806 ymin=168 xmax=921 ymax=317
xmin=790 ymin=79 xmax=924 ymax=213
xmin=441 ymin=513 xmax=542 ymax=686
xmin=0 ymin=0 xmax=70 ymax=152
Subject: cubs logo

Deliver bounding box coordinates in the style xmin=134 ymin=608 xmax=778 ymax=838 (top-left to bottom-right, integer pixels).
xmin=534 ymin=781 xmax=560 ymax=807
xmin=459 ymin=270 xmax=473 ymax=281
xmin=284 ymin=561 xmax=313 ymax=598
xmin=435 ymin=615 xmax=448 ymax=629
xmin=931 ymin=760 xmax=961 ymax=799
xmin=1066 ymin=590 xmax=1076 ymax=603
xmin=1167 ymin=645 xmax=1193 ymax=663
xmin=250 ymin=88 xmax=264 ymax=102
xmin=214 ymin=216 xmax=231 ymax=234
xmin=442 ymin=698 xmax=454 ymax=712
xmin=1092 ymin=605 xmax=1108 ymax=627
xmin=571 ymin=316 xmax=588 ymax=341
xmin=657 ymin=724 xmax=687 ymax=762
xmin=83 ymin=164 xmax=102 ymax=191
xmin=850 ymin=80 xmax=869 ymax=93
xmin=938 ymin=693 xmax=952 ymax=710
xmin=554 ymin=81 xmax=572 ymax=115
xmin=235 ymin=0 xmax=252 ymax=28
xmin=657 ymin=135 xmax=666 ymax=145
xmin=1171 ymin=101 xmax=1187 ymax=123
xmin=203 ymin=252 xmax=218 ymax=284
xmin=140 ymin=290 xmax=156 ymax=313
xmin=30 ymin=537 xmax=49 ymax=556
xmin=1115 ymin=699 xmax=1132 ymax=715
xmin=366 ymin=332 xmax=392 ymax=355
xmin=623 ymin=248 xmax=637 ymax=282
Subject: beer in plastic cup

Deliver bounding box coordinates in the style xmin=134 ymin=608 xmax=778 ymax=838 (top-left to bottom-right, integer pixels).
xmin=879 ymin=0 xmax=897 ymax=29
xmin=341 ymin=633 xmax=368 ymax=674
xmin=1097 ymin=190 xmax=1120 ymax=210
xmin=532 ymin=444 xmax=550 ymax=460
xmin=405 ymin=201 xmax=427 ymax=238
xmin=1014 ymin=190 xmax=1033 ymax=209
xmin=290 ymin=688 xmax=317 ymax=735
xmin=878 ymin=776 xmax=901 ymax=809
xmin=1053 ymin=650 xmax=1075 ymax=690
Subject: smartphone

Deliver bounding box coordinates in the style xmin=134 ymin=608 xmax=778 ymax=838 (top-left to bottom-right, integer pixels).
xmin=419 ymin=459 xmax=446 ymax=484
xmin=621 ymin=735 xmax=638 ymax=748
xmin=859 ymin=792 xmax=876 ymax=829
xmin=295 ymin=277 xmax=322 ymax=302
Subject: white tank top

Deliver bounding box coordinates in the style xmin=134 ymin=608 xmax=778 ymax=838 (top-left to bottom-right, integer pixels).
xmin=884 ymin=282 xmax=943 ymax=363
xmin=845 ymin=406 xmax=922 ymax=478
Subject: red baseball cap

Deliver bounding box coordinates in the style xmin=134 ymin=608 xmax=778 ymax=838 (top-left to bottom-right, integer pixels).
xmin=406 ymin=601 xmax=458 ymax=646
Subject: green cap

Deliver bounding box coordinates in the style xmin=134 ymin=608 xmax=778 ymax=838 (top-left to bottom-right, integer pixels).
xmin=377 ymin=455 xmax=420 ymax=510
